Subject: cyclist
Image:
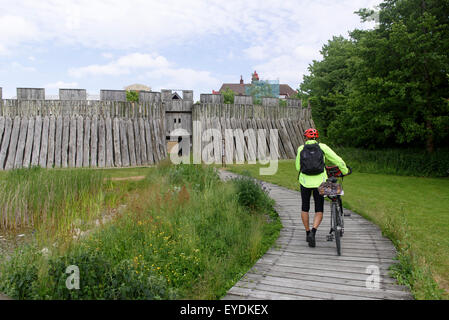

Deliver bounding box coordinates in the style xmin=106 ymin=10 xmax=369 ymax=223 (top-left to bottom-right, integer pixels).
xmin=295 ymin=128 xmax=349 ymax=247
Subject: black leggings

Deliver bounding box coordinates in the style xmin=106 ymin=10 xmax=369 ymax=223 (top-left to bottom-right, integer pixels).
xmin=300 ymin=185 xmax=324 ymax=213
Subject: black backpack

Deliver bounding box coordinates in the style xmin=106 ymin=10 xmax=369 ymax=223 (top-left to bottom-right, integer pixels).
xmin=300 ymin=143 xmax=324 ymax=175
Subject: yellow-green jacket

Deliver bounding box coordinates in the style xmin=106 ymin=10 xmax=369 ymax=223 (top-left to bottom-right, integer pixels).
xmin=295 ymin=140 xmax=349 ymax=188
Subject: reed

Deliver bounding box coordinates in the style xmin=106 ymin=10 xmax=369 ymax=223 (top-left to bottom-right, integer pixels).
xmin=0 ymin=167 xmax=106 ymax=236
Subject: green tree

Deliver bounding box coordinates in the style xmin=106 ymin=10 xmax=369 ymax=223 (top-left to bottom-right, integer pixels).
xmin=299 ymin=0 xmax=449 ymax=151
xmin=298 ymin=36 xmax=356 ymax=137
xmin=222 ymin=88 xmax=235 ymax=104
xmin=126 ymin=90 xmax=139 ymax=102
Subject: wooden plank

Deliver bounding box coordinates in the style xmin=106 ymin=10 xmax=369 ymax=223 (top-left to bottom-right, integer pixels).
xmin=271 ymin=119 xmax=286 ymax=159
xmin=138 ymin=118 xmax=148 ymax=165
xmin=144 ymin=119 xmax=155 ymax=164
xmin=105 ymin=117 xmax=113 ymax=167
xmin=255 ymin=118 xmax=269 ymax=163
xmin=133 ymin=118 xmax=142 ymax=166
xmin=98 ymin=117 xmax=106 ymax=167
xmin=5 ymin=116 xmax=21 ymax=170
xmin=22 ymin=117 xmax=35 ymax=168
xmin=233 ymin=281 xmax=373 ymax=300
xmin=219 ymin=171 xmax=412 ymax=300
xmin=75 ymin=116 xmax=84 ymax=168
xmin=127 ymin=119 xmax=137 ymax=166
xmin=241 ymin=274 xmax=410 ymax=300
xmin=113 ymin=117 xmax=121 ymax=167
xmin=230 ymin=118 xmax=244 ymax=164
xmin=83 ymin=117 xmax=91 ymax=167
xmin=68 ymin=117 xmax=77 ymax=167
xmin=213 ymin=117 xmax=222 ymax=164
xmin=61 ymin=116 xmax=70 ymax=168
xmin=151 ymin=119 xmax=161 ymax=163
xmin=285 ymin=119 xmax=300 ymax=152
xmin=119 ymin=118 xmax=130 ymax=167
xmin=157 ymin=118 xmax=166 ymax=160
xmin=14 ymin=117 xmax=28 ymax=168
xmin=90 ymin=116 xmax=98 ymax=167
xmin=46 ymin=116 xmax=56 ymax=168
xmin=0 ymin=117 xmax=5 ymax=148
xmin=244 ymin=119 xmax=257 ymax=164
xmin=30 ymin=116 xmax=42 ymax=167
xmin=38 ymin=116 xmax=50 ymax=168
xmin=278 ymin=119 xmax=295 ymax=158
xmin=265 ymin=118 xmax=280 ymax=161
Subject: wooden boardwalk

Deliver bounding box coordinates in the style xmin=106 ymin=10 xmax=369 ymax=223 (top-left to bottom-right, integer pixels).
xmin=219 ymin=170 xmax=413 ymax=300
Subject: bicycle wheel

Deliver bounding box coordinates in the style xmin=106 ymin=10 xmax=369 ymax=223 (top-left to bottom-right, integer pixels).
xmin=332 ymin=203 xmax=342 ymax=256
xmin=338 ymin=196 xmax=344 ymax=237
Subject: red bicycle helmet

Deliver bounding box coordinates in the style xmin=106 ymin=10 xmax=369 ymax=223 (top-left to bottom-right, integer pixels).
xmin=304 ymin=128 xmax=319 ymax=139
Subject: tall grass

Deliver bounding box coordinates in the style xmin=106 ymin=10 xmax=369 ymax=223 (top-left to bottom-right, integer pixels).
xmin=0 ymin=167 xmax=107 ymax=239
xmin=0 ymin=164 xmax=281 ymax=299
xmin=332 ymin=147 xmax=449 ymax=177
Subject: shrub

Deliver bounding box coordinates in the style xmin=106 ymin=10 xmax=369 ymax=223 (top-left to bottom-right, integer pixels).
xmin=332 ymin=147 xmax=449 ymax=177
xmin=166 ymin=164 xmax=220 ymax=191
xmin=233 ymin=176 xmax=274 ymax=213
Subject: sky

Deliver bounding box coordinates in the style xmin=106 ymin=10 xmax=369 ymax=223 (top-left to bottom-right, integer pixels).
xmin=0 ymin=0 xmax=380 ymax=101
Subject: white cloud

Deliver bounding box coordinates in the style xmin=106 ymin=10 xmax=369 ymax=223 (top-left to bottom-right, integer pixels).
xmin=68 ymin=52 xmax=220 ymax=97
xmin=1 ymin=1 xmax=379 ymax=52
xmin=0 ymin=15 xmax=39 ymax=55
xmin=102 ymin=53 xmax=113 ymax=59
xmin=11 ymin=62 xmax=36 ymax=72
xmin=45 ymin=81 xmax=79 ymax=89
xmin=1 ymin=0 xmax=382 ymax=94
xmin=69 ymin=53 xmax=171 ymax=77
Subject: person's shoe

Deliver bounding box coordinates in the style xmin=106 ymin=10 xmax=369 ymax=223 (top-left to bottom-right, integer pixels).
xmin=307 ymin=232 xmax=315 ymax=247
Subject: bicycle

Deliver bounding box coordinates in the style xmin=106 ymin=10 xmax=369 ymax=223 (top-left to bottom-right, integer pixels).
xmin=318 ymin=165 xmax=352 ymax=256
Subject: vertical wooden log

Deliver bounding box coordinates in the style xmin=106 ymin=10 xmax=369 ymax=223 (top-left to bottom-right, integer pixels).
xmin=13 ymin=117 xmax=28 ymax=169
xmin=133 ymin=118 xmax=142 ymax=166
xmin=98 ymin=117 xmax=106 ymax=167
xmin=105 ymin=117 xmax=113 ymax=167
xmin=68 ymin=117 xmax=77 ymax=167
xmin=22 ymin=117 xmax=35 ymax=168
xmin=278 ymin=119 xmax=295 ymax=158
xmin=157 ymin=118 xmax=166 ymax=159
xmin=46 ymin=116 xmax=56 ymax=168
xmin=113 ymin=117 xmax=122 ymax=167
xmin=75 ymin=116 xmax=84 ymax=168
xmin=61 ymin=116 xmax=70 ymax=168
xmin=0 ymin=117 xmax=12 ymax=169
xmin=54 ymin=116 xmax=63 ymax=168
xmin=5 ymin=116 xmax=21 ymax=170
xmin=90 ymin=116 xmax=98 ymax=167
xmin=127 ymin=119 xmax=137 ymax=166
xmin=120 ymin=118 xmax=130 ymax=167
xmin=151 ymin=119 xmax=161 ymax=163
xmin=0 ymin=117 xmax=4 ymax=144
xmin=138 ymin=117 xmax=148 ymax=165
xmin=144 ymin=119 xmax=155 ymax=164
xmin=83 ymin=117 xmax=91 ymax=167
xmin=38 ymin=116 xmax=49 ymax=168
xmin=31 ymin=116 xmax=42 ymax=167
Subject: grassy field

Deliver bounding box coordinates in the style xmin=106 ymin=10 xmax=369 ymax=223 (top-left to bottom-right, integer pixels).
xmin=226 ymin=160 xmax=449 ymax=300
xmin=0 ymin=164 xmax=281 ymax=299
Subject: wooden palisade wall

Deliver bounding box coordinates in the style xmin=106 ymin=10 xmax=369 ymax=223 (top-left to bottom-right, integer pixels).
xmin=0 ymin=100 xmax=166 ymax=170
xmin=192 ymin=97 xmax=315 ymax=162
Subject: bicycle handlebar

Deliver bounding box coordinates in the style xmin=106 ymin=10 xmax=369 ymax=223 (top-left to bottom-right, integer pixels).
xmin=326 ymin=165 xmax=352 ymax=178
